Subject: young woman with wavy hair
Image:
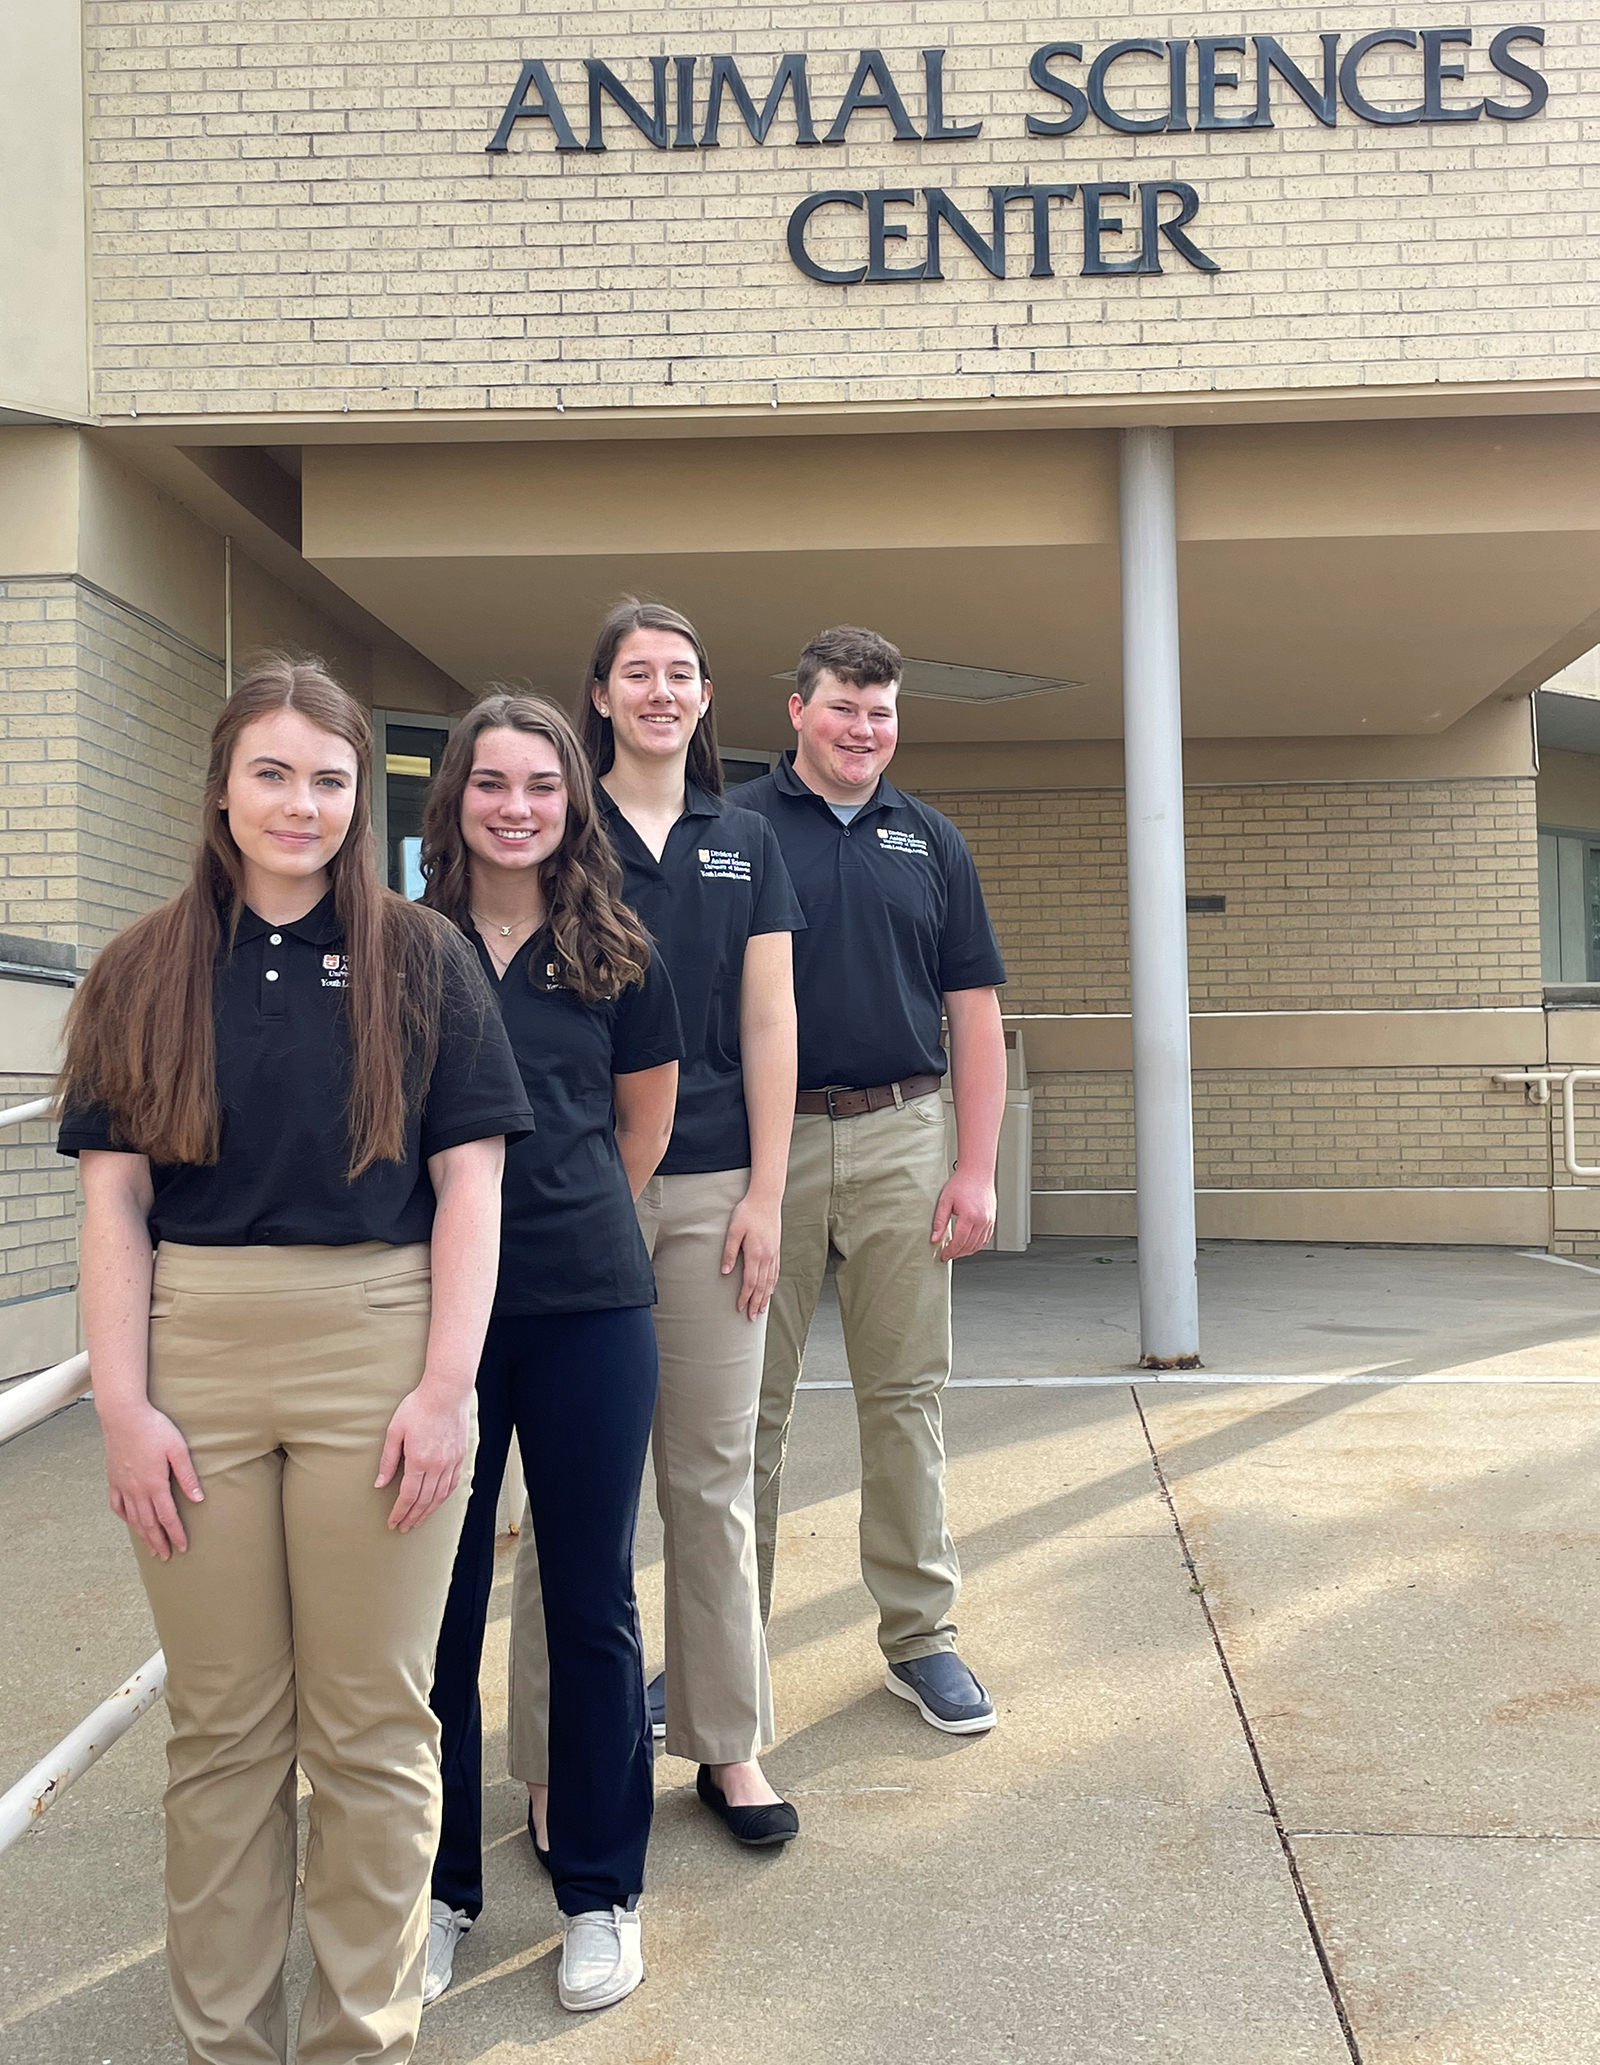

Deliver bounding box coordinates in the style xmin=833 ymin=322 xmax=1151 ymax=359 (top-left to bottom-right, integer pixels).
xmin=417 ymin=691 xmax=682 ymax=2014
xmin=506 ymin=599 xmax=806 ymax=1860
xmin=55 ymin=656 xmax=533 ymax=2065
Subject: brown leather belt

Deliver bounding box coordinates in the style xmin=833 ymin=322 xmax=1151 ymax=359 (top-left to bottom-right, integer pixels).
xmin=795 ymin=1073 xmax=943 ymax=1120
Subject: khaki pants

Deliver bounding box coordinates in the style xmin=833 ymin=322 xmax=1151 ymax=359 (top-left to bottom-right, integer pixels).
xmin=755 ymin=1094 xmax=960 ymax=1662
xmin=509 ymin=1166 xmax=773 ymax=1774
xmin=137 ymin=1241 xmax=473 ymax=2065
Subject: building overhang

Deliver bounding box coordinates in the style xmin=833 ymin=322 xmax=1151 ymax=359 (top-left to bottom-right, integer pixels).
xmin=296 ymin=416 xmax=1600 ymax=746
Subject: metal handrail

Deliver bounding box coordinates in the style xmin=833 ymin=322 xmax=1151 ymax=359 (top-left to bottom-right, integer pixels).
xmin=0 ymin=1096 xmax=51 ymax=1130
xmin=0 ymin=1652 xmax=166 ymax=1852
xmin=0 ymin=1085 xmax=159 ymax=1856
xmin=1491 ymin=1067 xmax=1600 ymax=1179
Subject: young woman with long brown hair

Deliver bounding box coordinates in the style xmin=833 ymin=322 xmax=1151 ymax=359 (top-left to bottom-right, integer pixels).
xmin=55 ymin=656 xmax=533 ymax=2065
xmin=507 ymin=599 xmax=805 ymax=1851
xmin=417 ymin=692 xmax=682 ymax=2014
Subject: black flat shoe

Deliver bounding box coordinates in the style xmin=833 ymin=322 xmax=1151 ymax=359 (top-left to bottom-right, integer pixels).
xmin=696 ymin=1765 xmax=800 ymax=1848
xmin=526 ymin=1802 xmax=551 ymax=1877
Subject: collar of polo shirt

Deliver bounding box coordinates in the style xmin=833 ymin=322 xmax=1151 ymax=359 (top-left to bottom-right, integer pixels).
xmin=773 ymin=748 xmax=903 ymax=817
xmin=233 ymin=889 xmax=342 ymax=946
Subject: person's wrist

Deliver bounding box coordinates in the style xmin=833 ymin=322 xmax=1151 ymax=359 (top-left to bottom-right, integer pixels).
xmin=415 ymin=1368 xmax=475 ymax=1407
xmin=742 ymin=1177 xmax=784 ymax=1208
xmin=95 ymin=1393 xmax=156 ymax=1429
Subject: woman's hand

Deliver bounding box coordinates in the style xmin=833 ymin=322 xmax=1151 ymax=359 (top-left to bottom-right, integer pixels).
xmin=377 ymin=1382 xmax=473 ymax=1533
xmin=101 ymin=1402 xmax=203 ymax=1561
xmin=722 ymin=1189 xmax=783 ymax=1321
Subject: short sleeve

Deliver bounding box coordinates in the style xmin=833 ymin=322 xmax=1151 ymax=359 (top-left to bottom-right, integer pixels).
xmin=57 ymin=1098 xmax=134 ymax=1160
xmin=936 ymin=827 xmax=1008 ymax=993
xmin=419 ymin=929 xmax=539 ymax=1157
xmin=748 ymin=815 xmax=806 ymax=937
xmin=612 ymin=950 xmax=685 ymax=1075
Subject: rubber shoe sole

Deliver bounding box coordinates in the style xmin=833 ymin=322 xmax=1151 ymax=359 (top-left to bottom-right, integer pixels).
xmin=884 ymin=1665 xmax=997 ymax=1735
xmin=559 ymin=1965 xmax=645 ymax=2014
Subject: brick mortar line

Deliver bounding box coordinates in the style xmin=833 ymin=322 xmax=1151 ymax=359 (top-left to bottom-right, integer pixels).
xmin=1131 ymin=1388 xmax=1364 ymax=2065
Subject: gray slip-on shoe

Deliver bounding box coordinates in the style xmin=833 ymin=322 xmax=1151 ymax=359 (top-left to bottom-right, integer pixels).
xmin=885 ymin=1653 xmax=997 ymax=1734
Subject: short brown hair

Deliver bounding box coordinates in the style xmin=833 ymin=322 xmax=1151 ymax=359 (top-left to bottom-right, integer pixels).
xmin=794 ymin=625 xmax=903 ymax=703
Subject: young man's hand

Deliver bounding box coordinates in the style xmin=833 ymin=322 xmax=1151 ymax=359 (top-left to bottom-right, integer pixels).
xmin=930 ymin=1167 xmax=997 ymax=1259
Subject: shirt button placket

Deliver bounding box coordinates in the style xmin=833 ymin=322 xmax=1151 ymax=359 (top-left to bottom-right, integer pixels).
xmin=263 ymin=935 xmax=286 ymax=1019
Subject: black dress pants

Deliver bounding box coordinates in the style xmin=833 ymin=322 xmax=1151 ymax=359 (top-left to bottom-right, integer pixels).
xmin=430 ymin=1305 xmax=658 ymax=1918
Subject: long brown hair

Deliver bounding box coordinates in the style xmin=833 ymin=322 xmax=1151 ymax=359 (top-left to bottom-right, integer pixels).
xmin=578 ymin=597 xmax=724 ymax=797
xmin=420 ymin=690 xmax=651 ymax=1005
xmin=57 ymin=654 xmax=453 ymax=1178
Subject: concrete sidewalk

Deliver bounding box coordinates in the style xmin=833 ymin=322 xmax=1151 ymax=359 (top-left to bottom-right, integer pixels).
xmin=3 ymin=1242 xmax=1599 ymax=2062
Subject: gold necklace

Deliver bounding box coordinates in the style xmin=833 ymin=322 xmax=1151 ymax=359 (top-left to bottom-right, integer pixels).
xmin=472 ymin=910 xmax=535 ymax=939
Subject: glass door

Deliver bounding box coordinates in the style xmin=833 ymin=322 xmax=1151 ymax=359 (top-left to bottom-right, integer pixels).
xmin=373 ymin=711 xmax=452 ymax=898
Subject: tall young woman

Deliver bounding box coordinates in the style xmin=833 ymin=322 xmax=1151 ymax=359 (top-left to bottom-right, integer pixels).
xmin=55 ymin=658 xmax=533 ymax=2065
xmin=418 ymin=692 xmax=682 ymax=2014
xmin=508 ymin=599 xmax=804 ymax=1847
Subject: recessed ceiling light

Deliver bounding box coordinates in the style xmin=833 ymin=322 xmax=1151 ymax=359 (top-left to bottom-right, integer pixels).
xmin=773 ymin=659 xmax=1079 ymax=704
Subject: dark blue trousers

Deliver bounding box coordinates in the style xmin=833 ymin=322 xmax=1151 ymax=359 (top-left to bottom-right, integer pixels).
xmin=430 ymin=1305 xmax=658 ymax=1919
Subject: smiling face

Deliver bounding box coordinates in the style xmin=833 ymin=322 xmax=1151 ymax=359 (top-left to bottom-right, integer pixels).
xmin=460 ymin=727 xmax=568 ymax=890
xmin=592 ymin=627 xmax=711 ymax=771
xmin=223 ymin=707 xmax=359 ymax=911
xmin=790 ymin=670 xmax=900 ymax=803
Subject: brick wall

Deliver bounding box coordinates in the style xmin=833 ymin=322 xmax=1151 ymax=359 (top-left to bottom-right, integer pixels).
xmin=919 ymin=776 xmax=1545 ymax=1202
xmin=81 ymin=3 xmax=1600 ymax=418
xmin=0 ymin=577 xmax=220 ymax=951
xmin=927 ymin=778 xmax=1543 ymax=1016
xmin=0 ymin=1076 xmax=78 ymax=1313
xmin=1032 ymin=1069 xmax=1548 ymax=1193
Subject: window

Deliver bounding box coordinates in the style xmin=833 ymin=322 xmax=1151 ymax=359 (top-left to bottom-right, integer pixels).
xmin=1537 ymin=827 xmax=1600 ymax=982
xmin=373 ymin=711 xmax=452 ymax=898
xmin=720 ymin=746 xmax=780 ymax=787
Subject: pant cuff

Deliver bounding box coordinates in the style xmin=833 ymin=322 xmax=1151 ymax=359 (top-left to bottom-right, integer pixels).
xmin=881 ymin=1635 xmax=958 ymax=1666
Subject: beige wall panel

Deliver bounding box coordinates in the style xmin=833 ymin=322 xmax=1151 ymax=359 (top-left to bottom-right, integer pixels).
xmin=897 ymin=695 xmax=1537 ymax=792
xmin=303 ymin=434 xmax=1121 ymax=559
xmin=1180 ymin=420 xmax=1600 ymax=541
xmin=0 ymin=1289 xmax=78 ymax=1384
xmin=1032 ymin=1189 xmax=1550 ymax=1245
xmin=1551 ymin=1186 xmax=1600 ymax=1230
xmin=78 ymin=441 xmax=224 ymax=660
xmin=0 ymin=9 xmax=88 ymax=421
xmin=0 ymin=979 xmax=71 ymax=1076
xmin=1010 ymin=1010 xmax=1546 ymax=1073
xmin=1536 ymin=748 xmax=1600 ymax=833
xmin=230 ymin=550 xmax=372 ymax=701
xmin=1546 ymin=1013 xmax=1600 ymax=1065
xmin=79 ymin=7 xmax=1600 ymax=421
xmin=0 ymin=430 xmax=80 ymax=576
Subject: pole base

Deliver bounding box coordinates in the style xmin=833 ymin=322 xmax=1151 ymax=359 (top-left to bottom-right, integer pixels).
xmin=1138 ymin=1353 xmax=1203 ymax=1371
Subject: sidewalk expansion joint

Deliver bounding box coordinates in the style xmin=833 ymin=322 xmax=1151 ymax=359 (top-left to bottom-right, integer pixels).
xmin=1289 ymin=1827 xmax=1600 ymax=1842
xmin=1133 ymin=1391 xmax=1365 ymax=2065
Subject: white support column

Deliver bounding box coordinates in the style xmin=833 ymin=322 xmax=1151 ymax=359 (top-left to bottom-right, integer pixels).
xmin=1119 ymin=427 xmax=1201 ymax=1366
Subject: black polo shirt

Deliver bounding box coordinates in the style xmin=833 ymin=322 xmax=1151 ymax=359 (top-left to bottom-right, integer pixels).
xmin=739 ymin=753 xmax=1007 ymax=1091
xmin=474 ymin=924 xmax=683 ymax=1316
xmin=599 ymin=783 xmax=804 ymax=1175
xmin=57 ymin=893 xmax=535 ymax=1247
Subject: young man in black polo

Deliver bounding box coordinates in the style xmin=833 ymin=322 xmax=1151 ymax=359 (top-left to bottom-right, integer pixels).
xmin=740 ymin=626 xmax=1008 ymax=1733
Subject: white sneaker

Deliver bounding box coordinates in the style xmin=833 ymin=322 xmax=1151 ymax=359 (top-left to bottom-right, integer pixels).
xmin=423 ymin=1898 xmax=472 ymax=2006
xmin=557 ymin=1906 xmax=644 ymax=2013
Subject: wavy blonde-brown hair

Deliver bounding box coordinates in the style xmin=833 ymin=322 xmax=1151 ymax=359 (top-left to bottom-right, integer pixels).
xmin=57 ymin=653 xmax=456 ymax=1177
xmin=420 ymin=689 xmax=651 ymax=1005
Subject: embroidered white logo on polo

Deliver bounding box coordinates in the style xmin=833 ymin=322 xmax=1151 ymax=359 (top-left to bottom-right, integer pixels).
xmin=320 ymin=953 xmax=349 ymax=989
xmin=698 ymin=847 xmax=753 ymax=882
xmin=877 ymin=827 xmax=929 ymax=856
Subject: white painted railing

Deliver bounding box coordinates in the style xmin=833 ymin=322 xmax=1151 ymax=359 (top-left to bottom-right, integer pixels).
xmin=1492 ymin=1067 xmax=1600 ymax=1179
xmin=0 ymin=1653 xmax=167 ymax=1851
xmin=0 ymin=1087 xmax=167 ymax=1855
